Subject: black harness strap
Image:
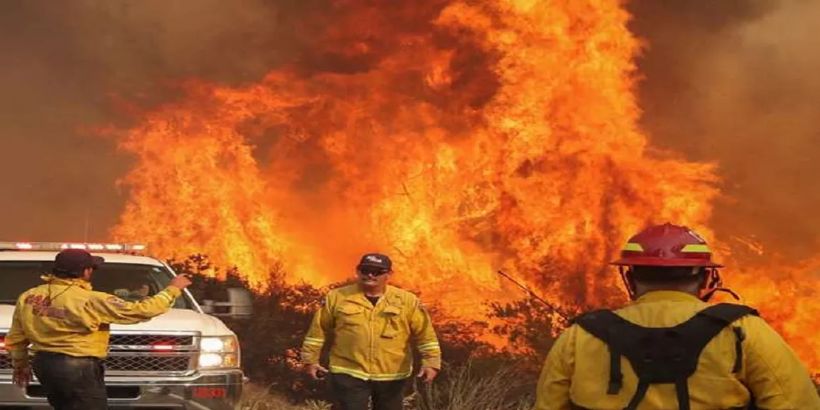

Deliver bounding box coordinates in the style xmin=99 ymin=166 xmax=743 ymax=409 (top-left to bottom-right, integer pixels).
xmin=574 ymin=303 xmax=758 ymax=410
xmin=607 ymin=345 xmax=623 ymax=394
xmin=623 ymin=380 xmax=649 ymax=410
xmin=675 ymin=379 xmax=691 ymax=410
xmin=572 ymin=310 xmax=627 ymax=395
xmin=698 ymin=304 xmax=757 ymax=374
xmin=732 ymin=327 xmax=746 ymax=373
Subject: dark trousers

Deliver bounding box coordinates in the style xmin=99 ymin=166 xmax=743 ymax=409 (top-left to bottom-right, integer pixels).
xmin=32 ymin=352 xmax=107 ymax=410
xmin=329 ymin=373 xmax=407 ymax=410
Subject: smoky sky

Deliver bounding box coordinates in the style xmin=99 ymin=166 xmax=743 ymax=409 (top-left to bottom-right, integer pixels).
xmin=627 ymin=0 xmax=820 ymax=259
xmin=0 ymin=0 xmax=817 ymax=259
xmin=0 ymin=0 xmax=312 ymax=242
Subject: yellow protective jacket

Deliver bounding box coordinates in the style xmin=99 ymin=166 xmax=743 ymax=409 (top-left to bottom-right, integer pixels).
xmin=301 ymin=284 xmax=441 ymax=381
xmin=535 ymin=291 xmax=820 ymax=410
xmin=5 ymin=275 xmax=181 ymax=367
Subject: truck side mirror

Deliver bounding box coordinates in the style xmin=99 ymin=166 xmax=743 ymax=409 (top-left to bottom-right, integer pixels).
xmin=201 ymin=288 xmax=253 ymax=318
xmin=226 ymin=287 xmax=253 ymax=317
xmin=201 ymin=299 xmax=215 ymax=314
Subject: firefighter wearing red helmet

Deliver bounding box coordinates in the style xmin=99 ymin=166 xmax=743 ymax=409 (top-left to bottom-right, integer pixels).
xmin=534 ymin=223 xmax=820 ymax=410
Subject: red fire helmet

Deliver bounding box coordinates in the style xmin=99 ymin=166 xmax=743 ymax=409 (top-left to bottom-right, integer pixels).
xmin=611 ymin=223 xmax=722 ymax=268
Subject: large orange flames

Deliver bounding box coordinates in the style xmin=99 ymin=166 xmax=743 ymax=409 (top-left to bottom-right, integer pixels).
xmin=111 ymin=0 xmax=818 ymax=373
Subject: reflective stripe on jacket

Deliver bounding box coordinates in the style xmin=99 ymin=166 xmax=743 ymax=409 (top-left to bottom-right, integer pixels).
xmin=4 ymin=276 xmax=181 ymax=367
xmin=535 ymin=291 xmax=820 ymax=410
xmin=301 ymin=284 xmax=441 ymax=381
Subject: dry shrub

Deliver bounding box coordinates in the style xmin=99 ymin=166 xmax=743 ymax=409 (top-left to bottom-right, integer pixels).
xmin=173 ymin=257 xmax=328 ymax=401
xmin=412 ymin=363 xmax=534 ymax=410
xmin=241 ymin=384 xmax=332 ymax=410
xmin=174 ymin=255 xmax=551 ymax=407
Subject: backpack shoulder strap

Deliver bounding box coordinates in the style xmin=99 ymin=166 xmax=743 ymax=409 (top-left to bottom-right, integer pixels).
xmin=693 ymin=303 xmax=758 ymax=373
xmin=697 ymin=303 xmax=758 ymax=323
xmin=573 ymin=310 xmax=633 ymax=395
xmin=573 ymin=309 xmax=630 ymax=340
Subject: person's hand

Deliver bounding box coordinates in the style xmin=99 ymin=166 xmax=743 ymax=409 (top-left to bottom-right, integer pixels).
xmin=169 ymin=274 xmax=193 ymax=290
xmin=304 ymin=363 xmax=329 ymax=380
xmin=13 ymin=366 xmax=32 ymax=388
xmin=417 ymin=367 xmax=438 ymax=383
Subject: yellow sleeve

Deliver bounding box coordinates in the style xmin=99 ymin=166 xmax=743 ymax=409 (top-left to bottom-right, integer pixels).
xmin=741 ymin=316 xmax=820 ymax=409
xmin=534 ymin=326 xmax=576 ymax=410
xmin=4 ymin=298 xmax=30 ymax=368
xmin=409 ymin=298 xmax=441 ymax=369
xmin=83 ymin=286 xmax=181 ymax=326
xmin=301 ymin=294 xmax=334 ymax=365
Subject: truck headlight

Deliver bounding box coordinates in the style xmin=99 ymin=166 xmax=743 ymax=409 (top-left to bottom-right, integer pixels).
xmin=198 ymin=336 xmax=240 ymax=369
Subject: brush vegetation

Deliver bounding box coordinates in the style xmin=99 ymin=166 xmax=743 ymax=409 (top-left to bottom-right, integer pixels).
xmin=171 ymin=256 xmax=819 ymax=408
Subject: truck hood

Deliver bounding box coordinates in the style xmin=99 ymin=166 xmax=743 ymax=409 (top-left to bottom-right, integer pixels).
xmin=0 ymin=305 xmax=233 ymax=337
xmin=110 ymin=309 xmax=233 ymax=336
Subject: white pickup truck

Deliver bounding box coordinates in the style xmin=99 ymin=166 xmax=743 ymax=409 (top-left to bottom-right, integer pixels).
xmin=0 ymin=242 xmax=248 ymax=409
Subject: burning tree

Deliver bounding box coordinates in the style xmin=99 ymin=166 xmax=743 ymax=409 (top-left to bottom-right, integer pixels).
xmin=109 ymin=0 xmax=818 ymax=374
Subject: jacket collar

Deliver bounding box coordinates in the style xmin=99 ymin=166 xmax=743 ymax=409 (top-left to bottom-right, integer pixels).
xmin=635 ymin=290 xmax=701 ymax=304
xmin=349 ymin=284 xmax=401 ymax=308
xmin=41 ymin=274 xmax=92 ymax=290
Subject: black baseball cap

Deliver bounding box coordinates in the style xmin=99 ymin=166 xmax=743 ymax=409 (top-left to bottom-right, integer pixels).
xmin=53 ymin=249 xmax=105 ymax=276
xmin=356 ymin=253 xmax=392 ymax=271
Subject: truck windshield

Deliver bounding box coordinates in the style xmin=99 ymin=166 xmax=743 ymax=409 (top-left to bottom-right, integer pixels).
xmin=0 ymin=261 xmax=193 ymax=310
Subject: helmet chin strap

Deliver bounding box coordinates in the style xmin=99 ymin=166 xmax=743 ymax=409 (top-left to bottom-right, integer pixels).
xmin=699 ymin=268 xmax=741 ymax=302
xmin=618 ymin=266 xmax=638 ymax=301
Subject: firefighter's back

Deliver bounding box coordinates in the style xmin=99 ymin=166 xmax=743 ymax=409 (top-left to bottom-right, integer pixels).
xmin=14 ymin=280 xmax=110 ymax=358
xmin=538 ymin=290 xmax=820 ymax=410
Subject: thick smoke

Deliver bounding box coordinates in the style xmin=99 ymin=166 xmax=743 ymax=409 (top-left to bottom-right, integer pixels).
xmin=0 ymin=0 xmax=319 ymax=241
xmin=0 ymin=0 xmax=817 ymax=263
xmin=629 ymin=0 xmax=820 ymax=260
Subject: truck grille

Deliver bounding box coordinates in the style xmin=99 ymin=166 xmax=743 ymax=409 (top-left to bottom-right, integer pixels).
xmin=0 ymin=332 xmax=199 ymax=375
xmin=107 ymin=332 xmax=198 ymax=375
xmin=109 ymin=334 xmax=194 ymax=348
xmin=106 ymin=354 xmax=192 ymax=372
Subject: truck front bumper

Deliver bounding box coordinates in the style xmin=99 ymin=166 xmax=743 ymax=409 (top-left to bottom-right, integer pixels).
xmin=0 ymin=370 xmax=243 ymax=409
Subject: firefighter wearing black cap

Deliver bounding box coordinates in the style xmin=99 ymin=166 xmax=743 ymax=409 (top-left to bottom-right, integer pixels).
xmin=4 ymin=249 xmax=193 ymax=410
xmin=301 ymin=252 xmax=441 ymax=410
xmin=534 ymin=223 xmax=820 ymax=410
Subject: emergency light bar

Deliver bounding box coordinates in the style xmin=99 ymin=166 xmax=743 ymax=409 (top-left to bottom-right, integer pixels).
xmin=0 ymin=241 xmax=147 ymax=253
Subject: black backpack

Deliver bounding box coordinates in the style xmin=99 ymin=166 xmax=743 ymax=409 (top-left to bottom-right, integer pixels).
xmin=573 ymin=303 xmax=758 ymax=410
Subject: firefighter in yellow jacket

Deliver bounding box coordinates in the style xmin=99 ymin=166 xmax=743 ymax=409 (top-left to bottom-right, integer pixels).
xmin=5 ymin=248 xmax=192 ymax=410
xmin=535 ymin=224 xmax=820 ymax=410
xmin=301 ymin=252 xmax=441 ymax=410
